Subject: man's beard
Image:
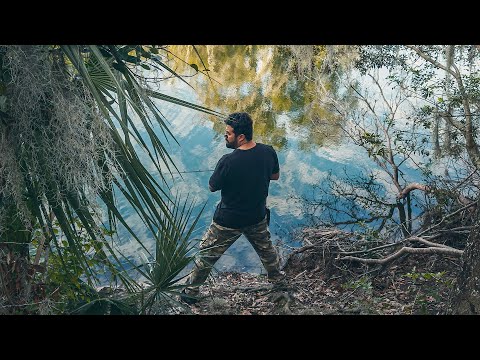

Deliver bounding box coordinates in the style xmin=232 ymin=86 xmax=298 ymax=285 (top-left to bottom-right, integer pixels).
xmin=225 ymin=137 xmax=237 ymax=149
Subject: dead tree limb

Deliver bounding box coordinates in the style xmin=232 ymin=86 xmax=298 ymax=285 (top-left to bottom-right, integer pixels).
xmin=339 ymin=246 xmax=463 ymax=266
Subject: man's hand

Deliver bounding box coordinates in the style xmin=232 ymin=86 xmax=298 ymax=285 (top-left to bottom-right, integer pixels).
xmin=270 ymin=172 xmax=280 ymax=180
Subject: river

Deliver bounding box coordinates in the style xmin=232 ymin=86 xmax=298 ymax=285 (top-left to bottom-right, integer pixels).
xmin=112 ymin=45 xmax=425 ymax=276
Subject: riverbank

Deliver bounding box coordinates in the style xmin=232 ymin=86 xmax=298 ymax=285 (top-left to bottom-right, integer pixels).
xmin=176 ymin=237 xmax=461 ymax=315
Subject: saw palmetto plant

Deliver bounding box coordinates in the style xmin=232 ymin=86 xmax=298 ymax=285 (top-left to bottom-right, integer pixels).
xmin=0 ymin=45 xmax=221 ymax=313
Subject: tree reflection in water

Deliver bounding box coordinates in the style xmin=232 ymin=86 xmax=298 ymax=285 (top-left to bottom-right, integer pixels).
xmin=165 ymin=45 xmax=345 ymax=152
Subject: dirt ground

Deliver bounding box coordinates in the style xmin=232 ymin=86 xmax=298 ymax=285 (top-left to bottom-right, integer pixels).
xmin=177 ymin=249 xmax=461 ymax=315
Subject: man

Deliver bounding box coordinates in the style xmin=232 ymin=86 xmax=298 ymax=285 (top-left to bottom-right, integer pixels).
xmin=181 ymin=112 xmax=285 ymax=305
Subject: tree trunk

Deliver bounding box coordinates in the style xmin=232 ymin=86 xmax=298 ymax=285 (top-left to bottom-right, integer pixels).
xmin=0 ymin=247 xmax=32 ymax=313
xmin=0 ymin=204 xmax=33 ymax=314
xmin=449 ymin=207 xmax=480 ymax=314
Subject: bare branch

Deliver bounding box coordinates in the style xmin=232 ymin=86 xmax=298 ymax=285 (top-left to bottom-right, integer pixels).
xmin=397 ymin=182 xmax=430 ymax=199
xmin=417 ymin=201 xmax=477 ymax=237
xmin=408 ymin=236 xmax=454 ymax=249
xmin=339 ymin=246 xmax=463 ymax=265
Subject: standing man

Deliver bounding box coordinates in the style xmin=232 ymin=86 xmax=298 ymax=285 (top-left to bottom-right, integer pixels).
xmin=181 ymin=112 xmax=285 ymax=304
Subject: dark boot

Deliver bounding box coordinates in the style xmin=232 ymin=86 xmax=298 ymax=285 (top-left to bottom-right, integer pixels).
xmin=179 ymin=288 xmax=200 ymax=305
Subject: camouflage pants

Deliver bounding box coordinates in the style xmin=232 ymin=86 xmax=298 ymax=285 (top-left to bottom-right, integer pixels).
xmin=186 ymin=215 xmax=282 ymax=291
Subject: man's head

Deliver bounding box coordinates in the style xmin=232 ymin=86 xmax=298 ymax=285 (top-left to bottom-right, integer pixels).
xmin=224 ymin=112 xmax=253 ymax=149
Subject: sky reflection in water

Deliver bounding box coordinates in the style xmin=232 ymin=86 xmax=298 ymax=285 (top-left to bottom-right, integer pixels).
xmin=112 ymin=46 xmax=424 ymax=276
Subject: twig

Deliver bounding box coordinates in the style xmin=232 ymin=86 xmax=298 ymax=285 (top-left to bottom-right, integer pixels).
xmin=416 ymin=202 xmax=477 ymax=237
xmin=293 ymin=269 xmax=308 ymax=280
xmin=292 ymin=244 xmax=316 ymax=255
xmin=339 ymin=240 xmax=407 ymax=256
xmin=231 ymin=284 xmax=274 ymax=292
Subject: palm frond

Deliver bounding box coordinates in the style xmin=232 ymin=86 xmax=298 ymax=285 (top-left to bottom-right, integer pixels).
xmin=1 ymin=45 xmax=216 ymax=310
xmin=139 ymin=195 xmax=205 ymax=313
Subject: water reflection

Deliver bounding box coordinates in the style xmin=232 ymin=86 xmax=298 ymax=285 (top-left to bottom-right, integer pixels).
xmin=166 ymin=45 xmax=343 ymax=151
xmin=113 ymin=45 xmax=371 ymax=276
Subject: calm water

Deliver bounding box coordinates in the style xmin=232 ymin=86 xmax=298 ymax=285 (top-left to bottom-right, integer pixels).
xmin=113 ymin=46 xmax=424 ymax=275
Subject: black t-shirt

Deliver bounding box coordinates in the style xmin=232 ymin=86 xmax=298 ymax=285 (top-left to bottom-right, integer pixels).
xmin=209 ymin=143 xmax=279 ymax=228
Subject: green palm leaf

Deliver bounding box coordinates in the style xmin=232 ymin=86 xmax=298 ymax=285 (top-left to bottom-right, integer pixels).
xmin=0 ymin=45 xmax=217 ymax=311
xmin=139 ymin=195 xmax=206 ymax=313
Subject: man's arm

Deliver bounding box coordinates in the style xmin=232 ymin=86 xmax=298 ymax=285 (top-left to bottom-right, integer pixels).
xmin=270 ymin=145 xmax=280 ymax=181
xmin=209 ymin=155 xmax=228 ymax=192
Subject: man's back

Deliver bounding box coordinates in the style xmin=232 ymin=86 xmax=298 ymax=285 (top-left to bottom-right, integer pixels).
xmin=209 ymin=143 xmax=279 ymax=228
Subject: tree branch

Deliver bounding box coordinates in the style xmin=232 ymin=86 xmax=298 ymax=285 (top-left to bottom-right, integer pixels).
xmin=397 ymin=182 xmax=430 ymax=199
xmin=339 ymin=245 xmax=463 ymax=265
xmin=407 ymin=46 xmax=457 ymax=78
xmin=417 ymin=201 xmax=478 ymax=237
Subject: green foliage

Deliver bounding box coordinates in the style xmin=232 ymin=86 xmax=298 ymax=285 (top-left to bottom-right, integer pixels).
xmin=30 ymin=218 xmax=118 ymax=312
xmin=135 ymin=195 xmax=205 ymax=314
xmin=0 ymin=45 xmax=218 ymax=313
xmin=404 ymin=269 xmax=447 ymax=282
xmin=404 ymin=267 xmax=454 ymax=314
xmin=359 ymin=131 xmax=386 ymax=158
xmin=342 ymin=276 xmax=373 ymax=294
xmin=69 ymin=291 xmax=138 ymax=315
xmin=356 ymin=45 xmax=406 ymax=74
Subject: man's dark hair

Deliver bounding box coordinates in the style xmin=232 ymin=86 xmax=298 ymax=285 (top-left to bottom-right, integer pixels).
xmin=224 ymin=112 xmax=253 ymax=141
